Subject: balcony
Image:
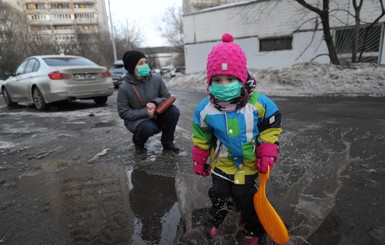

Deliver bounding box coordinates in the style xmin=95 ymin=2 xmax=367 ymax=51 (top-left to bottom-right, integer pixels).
xmin=191 ymin=0 xmax=220 ymax=8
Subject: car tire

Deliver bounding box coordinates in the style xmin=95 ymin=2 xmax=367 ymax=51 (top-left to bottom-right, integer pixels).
xmin=94 ymin=96 xmax=108 ymax=105
xmin=32 ymin=87 xmax=48 ymax=110
xmin=2 ymin=87 xmax=17 ymax=107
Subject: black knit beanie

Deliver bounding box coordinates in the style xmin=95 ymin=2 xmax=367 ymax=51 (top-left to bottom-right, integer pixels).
xmin=122 ymin=51 xmax=147 ymax=75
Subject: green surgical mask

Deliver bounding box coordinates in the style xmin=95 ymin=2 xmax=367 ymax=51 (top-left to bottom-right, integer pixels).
xmin=137 ymin=64 xmax=151 ymax=77
xmin=209 ymin=81 xmax=243 ymax=101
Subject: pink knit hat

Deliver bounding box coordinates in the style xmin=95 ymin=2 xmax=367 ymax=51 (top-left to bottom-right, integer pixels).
xmin=206 ymin=33 xmax=248 ymax=85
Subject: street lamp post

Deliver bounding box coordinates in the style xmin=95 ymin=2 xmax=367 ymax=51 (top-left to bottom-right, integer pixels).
xmin=108 ymin=0 xmax=117 ymax=61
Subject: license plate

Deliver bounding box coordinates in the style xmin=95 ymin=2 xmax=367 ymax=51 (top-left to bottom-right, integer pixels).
xmin=75 ymin=74 xmax=96 ymax=80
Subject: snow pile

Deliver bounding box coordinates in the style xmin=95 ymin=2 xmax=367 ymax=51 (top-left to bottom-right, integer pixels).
xmin=167 ymin=62 xmax=385 ymax=97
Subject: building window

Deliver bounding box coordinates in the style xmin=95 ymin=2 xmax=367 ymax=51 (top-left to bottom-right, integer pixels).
xmin=74 ymin=3 xmax=94 ymax=9
xmin=54 ymin=25 xmax=73 ymax=30
xmin=260 ymin=36 xmax=292 ymax=52
xmin=42 ymin=25 xmax=50 ymax=30
xmin=26 ymin=3 xmax=45 ymax=10
xmin=29 ymin=14 xmax=49 ymax=20
xmin=75 ymin=13 xmax=96 ymax=19
xmin=335 ymin=26 xmax=381 ymax=54
xmin=51 ymin=3 xmax=70 ymax=9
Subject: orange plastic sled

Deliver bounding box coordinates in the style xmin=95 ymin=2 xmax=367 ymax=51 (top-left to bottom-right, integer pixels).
xmin=253 ymin=167 xmax=290 ymax=245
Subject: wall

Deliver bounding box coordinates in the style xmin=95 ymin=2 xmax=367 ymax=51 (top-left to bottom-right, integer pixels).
xmin=184 ymin=32 xmax=330 ymax=73
xmin=183 ymin=0 xmax=385 ymax=73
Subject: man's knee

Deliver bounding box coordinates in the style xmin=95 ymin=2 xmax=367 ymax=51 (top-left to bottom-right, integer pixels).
xmin=136 ymin=120 xmax=159 ymax=137
xmin=167 ymin=105 xmax=180 ymax=119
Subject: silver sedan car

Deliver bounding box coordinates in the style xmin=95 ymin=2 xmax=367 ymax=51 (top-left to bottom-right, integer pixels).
xmin=1 ymin=55 xmax=114 ymax=110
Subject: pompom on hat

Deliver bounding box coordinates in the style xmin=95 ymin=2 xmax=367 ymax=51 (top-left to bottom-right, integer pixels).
xmin=206 ymin=33 xmax=248 ymax=85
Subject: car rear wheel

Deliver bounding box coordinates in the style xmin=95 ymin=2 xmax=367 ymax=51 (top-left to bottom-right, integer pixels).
xmin=2 ymin=87 xmax=17 ymax=107
xmin=32 ymin=87 xmax=48 ymax=110
xmin=94 ymin=96 xmax=108 ymax=105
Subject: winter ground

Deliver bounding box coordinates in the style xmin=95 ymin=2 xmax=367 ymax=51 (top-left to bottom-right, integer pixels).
xmin=167 ymin=62 xmax=385 ymax=97
xmin=1 ymin=62 xmax=385 ymax=245
xmin=167 ymin=62 xmax=385 ymax=244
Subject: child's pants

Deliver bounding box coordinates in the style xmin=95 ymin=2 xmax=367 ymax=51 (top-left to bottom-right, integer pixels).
xmin=208 ymin=173 xmax=265 ymax=237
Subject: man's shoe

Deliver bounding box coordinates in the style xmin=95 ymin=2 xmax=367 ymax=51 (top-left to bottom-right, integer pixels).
xmin=162 ymin=144 xmax=180 ymax=153
xmin=135 ymin=144 xmax=146 ymax=154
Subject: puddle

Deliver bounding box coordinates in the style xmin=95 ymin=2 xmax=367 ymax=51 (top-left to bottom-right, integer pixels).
xmin=126 ymin=167 xmax=180 ymax=244
xmin=19 ymin=163 xmax=181 ymax=244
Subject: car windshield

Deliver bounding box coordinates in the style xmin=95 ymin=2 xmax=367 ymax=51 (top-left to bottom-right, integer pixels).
xmin=113 ymin=64 xmax=125 ymax=69
xmin=43 ymin=57 xmax=97 ymax=67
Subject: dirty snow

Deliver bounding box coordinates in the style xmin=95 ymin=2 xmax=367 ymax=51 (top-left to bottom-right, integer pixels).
xmin=167 ymin=62 xmax=385 ymax=97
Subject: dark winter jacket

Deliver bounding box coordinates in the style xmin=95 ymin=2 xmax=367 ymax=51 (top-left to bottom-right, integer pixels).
xmin=117 ymin=73 xmax=171 ymax=132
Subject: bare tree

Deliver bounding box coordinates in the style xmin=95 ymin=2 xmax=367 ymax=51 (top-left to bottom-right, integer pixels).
xmin=351 ymin=0 xmax=364 ymax=62
xmin=295 ymin=0 xmax=340 ymax=65
xmin=0 ymin=2 xmax=61 ymax=78
xmin=75 ymin=31 xmax=114 ymax=67
xmin=113 ymin=20 xmax=143 ymax=60
xmin=0 ymin=2 xmax=31 ymax=78
xmin=160 ymin=5 xmax=184 ymax=66
xmin=160 ymin=6 xmax=184 ymax=51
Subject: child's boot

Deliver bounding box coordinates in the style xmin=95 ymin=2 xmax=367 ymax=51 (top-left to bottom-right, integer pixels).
xmin=209 ymin=226 xmax=218 ymax=238
xmin=244 ymin=236 xmax=259 ymax=245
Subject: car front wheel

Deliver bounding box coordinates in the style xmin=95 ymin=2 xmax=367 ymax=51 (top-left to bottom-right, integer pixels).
xmin=32 ymin=87 xmax=48 ymax=110
xmin=2 ymin=87 xmax=17 ymax=107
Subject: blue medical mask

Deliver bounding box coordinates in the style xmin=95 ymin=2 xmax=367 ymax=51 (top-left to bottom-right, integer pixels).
xmin=209 ymin=81 xmax=243 ymax=101
xmin=137 ymin=64 xmax=151 ymax=76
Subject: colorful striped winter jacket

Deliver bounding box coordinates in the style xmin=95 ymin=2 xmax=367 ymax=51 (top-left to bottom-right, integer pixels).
xmin=192 ymin=91 xmax=282 ymax=178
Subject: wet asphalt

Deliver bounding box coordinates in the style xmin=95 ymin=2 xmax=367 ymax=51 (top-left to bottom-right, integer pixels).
xmin=0 ymin=90 xmax=384 ymax=245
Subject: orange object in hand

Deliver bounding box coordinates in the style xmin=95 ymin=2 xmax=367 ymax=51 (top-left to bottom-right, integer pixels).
xmin=253 ymin=166 xmax=290 ymax=245
xmin=156 ymin=96 xmax=176 ymax=114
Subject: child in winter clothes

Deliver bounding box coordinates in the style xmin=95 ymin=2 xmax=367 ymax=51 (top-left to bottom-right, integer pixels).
xmin=191 ymin=33 xmax=282 ymax=244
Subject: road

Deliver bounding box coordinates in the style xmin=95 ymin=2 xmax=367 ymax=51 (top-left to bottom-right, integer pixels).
xmin=0 ymin=90 xmax=384 ymax=245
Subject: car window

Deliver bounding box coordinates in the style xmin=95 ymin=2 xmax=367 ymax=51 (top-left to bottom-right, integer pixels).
xmin=33 ymin=60 xmax=40 ymax=72
xmin=43 ymin=57 xmax=97 ymax=66
xmin=113 ymin=64 xmax=125 ymax=69
xmin=25 ymin=59 xmax=38 ymax=74
xmin=15 ymin=60 xmax=28 ymax=75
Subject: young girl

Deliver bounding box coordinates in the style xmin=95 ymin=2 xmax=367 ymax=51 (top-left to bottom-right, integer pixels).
xmin=191 ymin=33 xmax=282 ymax=244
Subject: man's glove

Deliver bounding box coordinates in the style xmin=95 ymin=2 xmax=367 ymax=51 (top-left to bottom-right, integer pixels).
xmin=256 ymin=143 xmax=279 ymax=173
xmin=192 ymin=145 xmax=210 ymax=177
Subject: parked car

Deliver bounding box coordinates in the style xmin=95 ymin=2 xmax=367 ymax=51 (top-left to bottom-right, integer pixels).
xmin=160 ymin=66 xmax=176 ymax=77
xmin=1 ymin=55 xmax=114 ymax=110
xmin=175 ymin=66 xmax=185 ymax=74
xmin=109 ymin=60 xmax=126 ymax=88
xmin=152 ymin=68 xmax=161 ymax=75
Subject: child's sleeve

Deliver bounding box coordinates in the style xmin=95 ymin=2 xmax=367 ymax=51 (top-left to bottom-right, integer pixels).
xmin=192 ymin=107 xmax=213 ymax=150
xmin=255 ymin=94 xmax=282 ymax=145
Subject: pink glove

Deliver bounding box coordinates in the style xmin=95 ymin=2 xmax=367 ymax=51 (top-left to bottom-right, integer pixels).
xmin=256 ymin=143 xmax=279 ymax=173
xmin=192 ymin=145 xmax=211 ymax=177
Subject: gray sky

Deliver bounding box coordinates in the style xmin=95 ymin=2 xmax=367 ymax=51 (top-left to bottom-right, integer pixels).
xmin=108 ymin=0 xmax=182 ymax=47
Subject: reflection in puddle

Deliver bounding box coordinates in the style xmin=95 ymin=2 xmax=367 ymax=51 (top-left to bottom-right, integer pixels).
xmin=43 ymin=164 xmax=180 ymax=244
xmin=126 ymin=168 xmax=180 ymax=244
xmin=54 ymin=164 xmax=133 ymax=244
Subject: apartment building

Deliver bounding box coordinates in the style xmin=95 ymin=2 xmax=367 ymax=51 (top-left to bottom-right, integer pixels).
xmin=2 ymin=0 xmax=109 ymax=45
xmin=182 ymin=0 xmax=244 ymax=14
